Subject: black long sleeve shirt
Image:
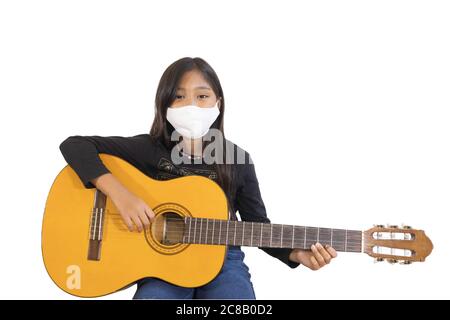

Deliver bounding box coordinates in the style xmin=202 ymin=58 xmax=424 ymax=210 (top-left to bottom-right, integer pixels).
xmin=59 ymin=134 xmax=300 ymax=269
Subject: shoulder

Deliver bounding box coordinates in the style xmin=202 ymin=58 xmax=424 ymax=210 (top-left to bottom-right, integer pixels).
xmin=128 ymin=133 xmax=153 ymax=142
xmin=128 ymin=133 xmax=164 ymax=149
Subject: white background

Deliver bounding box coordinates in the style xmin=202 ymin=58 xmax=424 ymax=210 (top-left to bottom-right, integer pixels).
xmin=1 ymin=0 xmax=449 ymax=299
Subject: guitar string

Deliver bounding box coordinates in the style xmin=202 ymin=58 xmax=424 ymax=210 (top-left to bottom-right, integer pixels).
xmin=91 ymin=213 xmax=363 ymax=247
xmin=98 ymin=231 xmax=362 ymax=243
xmin=87 ymin=233 xmax=362 ymax=249
xmin=102 ymin=215 xmax=363 ymax=234
xmin=91 ymin=222 xmax=362 ymax=244
xmin=95 ymin=220 xmax=363 ymax=241
xmin=94 ymin=232 xmax=363 ymax=245
xmin=92 ymin=231 xmax=362 ymax=247
xmin=96 ymin=221 xmax=363 ymax=239
xmin=94 ymin=224 xmax=363 ymax=240
xmin=90 ymin=233 xmax=363 ymax=249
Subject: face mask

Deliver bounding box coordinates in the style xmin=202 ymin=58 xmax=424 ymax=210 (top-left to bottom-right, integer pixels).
xmin=166 ymin=101 xmax=220 ymax=139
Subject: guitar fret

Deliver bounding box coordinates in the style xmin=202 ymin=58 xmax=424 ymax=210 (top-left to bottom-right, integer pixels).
xmin=193 ymin=219 xmax=197 ymax=243
xmin=219 ymin=220 xmax=223 ymax=245
xmin=199 ymin=219 xmax=203 ymax=244
xmin=211 ymin=219 xmax=215 ymax=245
xmin=260 ymin=223 xmax=263 ymax=247
xmin=251 ymin=222 xmax=254 ymax=247
xmin=281 ymin=225 xmax=283 ymax=247
xmin=242 ymin=221 xmax=245 ymax=246
xmin=188 ymin=218 xmax=192 ymax=243
xmin=183 ymin=217 xmax=187 ymax=243
xmin=270 ymin=224 xmax=273 ymax=247
xmin=233 ymin=221 xmax=237 ymax=246
xmin=331 ymin=228 xmax=333 ymax=247
xmin=292 ymin=225 xmax=295 ymax=248
xmin=226 ymin=221 xmax=229 ymax=245
xmin=345 ymin=229 xmax=348 ymax=252
xmin=317 ymin=227 xmax=319 ymax=243
xmin=303 ymin=226 xmax=306 ymax=249
xmin=205 ymin=219 xmax=209 ymax=244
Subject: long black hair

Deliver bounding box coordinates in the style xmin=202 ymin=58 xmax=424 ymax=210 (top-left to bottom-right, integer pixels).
xmin=150 ymin=57 xmax=236 ymax=215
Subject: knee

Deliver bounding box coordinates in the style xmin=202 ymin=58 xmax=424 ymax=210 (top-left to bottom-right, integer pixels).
xmin=133 ymin=278 xmax=194 ymax=299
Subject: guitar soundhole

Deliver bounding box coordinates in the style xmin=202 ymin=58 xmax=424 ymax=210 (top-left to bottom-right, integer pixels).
xmin=145 ymin=202 xmax=190 ymax=255
xmin=152 ymin=212 xmax=185 ymax=246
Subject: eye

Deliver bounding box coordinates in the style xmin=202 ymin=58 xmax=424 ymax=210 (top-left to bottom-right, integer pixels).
xmin=198 ymin=95 xmax=209 ymax=99
xmin=175 ymin=95 xmax=184 ymax=99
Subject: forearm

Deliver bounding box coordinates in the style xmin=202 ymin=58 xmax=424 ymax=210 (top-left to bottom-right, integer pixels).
xmin=259 ymin=247 xmax=300 ymax=269
xmin=91 ymin=173 xmax=130 ymax=200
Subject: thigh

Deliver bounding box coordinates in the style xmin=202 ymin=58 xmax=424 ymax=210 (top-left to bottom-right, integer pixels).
xmin=195 ymin=247 xmax=256 ymax=300
xmin=133 ymin=277 xmax=195 ymax=300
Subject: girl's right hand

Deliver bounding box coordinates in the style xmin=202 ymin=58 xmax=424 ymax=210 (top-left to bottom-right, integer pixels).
xmin=112 ymin=189 xmax=155 ymax=232
xmin=92 ymin=173 xmax=155 ymax=232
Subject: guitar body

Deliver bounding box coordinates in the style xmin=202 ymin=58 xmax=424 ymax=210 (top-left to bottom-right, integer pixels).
xmin=42 ymin=154 xmax=434 ymax=298
xmin=42 ymin=154 xmax=228 ymax=298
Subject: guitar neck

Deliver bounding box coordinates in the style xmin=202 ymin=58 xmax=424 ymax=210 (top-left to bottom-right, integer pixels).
xmin=179 ymin=217 xmax=363 ymax=253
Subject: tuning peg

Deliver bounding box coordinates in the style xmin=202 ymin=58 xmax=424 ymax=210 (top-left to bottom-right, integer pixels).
xmin=402 ymin=224 xmax=412 ymax=229
xmin=374 ymin=257 xmax=384 ymax=263
xmin=387 ymin=224 xmax=398 ymax=229
xmin=387 ymin=259 xmax=398 ymax=264
xmin=374 ymin=224 xmax=385 ymax=228
xmin=400 ymin=260 xmax=412 ymax=265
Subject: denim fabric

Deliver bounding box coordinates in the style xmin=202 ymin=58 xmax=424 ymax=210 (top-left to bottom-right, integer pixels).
xmin=133 ymin=246 xmax=256 ymax=299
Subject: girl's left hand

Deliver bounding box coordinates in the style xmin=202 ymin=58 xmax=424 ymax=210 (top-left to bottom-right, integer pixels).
xmin=289 ymin=243 xmax=337 ymax=270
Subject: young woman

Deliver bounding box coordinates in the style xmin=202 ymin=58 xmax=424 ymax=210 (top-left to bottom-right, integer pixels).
xmin=59 ymin=57 xmax=337 ymax=299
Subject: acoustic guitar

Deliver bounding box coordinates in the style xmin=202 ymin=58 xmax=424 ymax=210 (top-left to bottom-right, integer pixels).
xmin=42 ymin=154 xmax=433 ymax=298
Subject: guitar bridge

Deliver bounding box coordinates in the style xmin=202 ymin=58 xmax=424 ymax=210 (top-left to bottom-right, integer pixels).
xmin=87 ymin=190 xmax=107 ymax=261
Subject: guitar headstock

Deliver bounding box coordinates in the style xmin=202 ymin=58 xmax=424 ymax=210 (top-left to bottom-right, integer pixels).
xmin=363 ymin=225 xmax=433 ymax=264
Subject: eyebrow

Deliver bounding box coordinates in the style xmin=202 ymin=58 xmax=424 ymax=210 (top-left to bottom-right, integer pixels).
xmin=176 ymin=86 xmax=212 ymax=91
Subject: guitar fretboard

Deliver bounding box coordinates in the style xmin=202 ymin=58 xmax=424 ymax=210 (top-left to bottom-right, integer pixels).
xmin=180 ymin=217 xmax=362 ymax=253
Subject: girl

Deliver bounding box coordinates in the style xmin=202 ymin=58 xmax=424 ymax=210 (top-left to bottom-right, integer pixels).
xmin=59 ymin=57 xmax=337 ymax=299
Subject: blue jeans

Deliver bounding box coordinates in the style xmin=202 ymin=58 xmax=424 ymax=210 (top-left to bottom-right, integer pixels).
xmin=133 ymin=246 xmax=256 ymax=299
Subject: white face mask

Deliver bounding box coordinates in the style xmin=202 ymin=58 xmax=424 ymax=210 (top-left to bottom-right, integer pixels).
xmin=166 ymin=101 xmax=220 ymax=139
